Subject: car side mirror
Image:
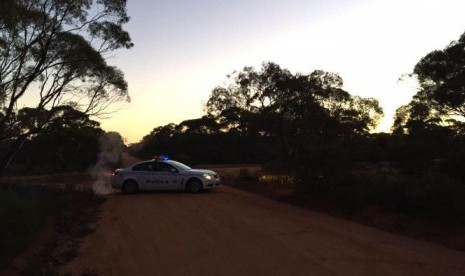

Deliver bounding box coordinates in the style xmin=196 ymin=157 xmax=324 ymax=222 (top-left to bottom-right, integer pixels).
xmin=170 ymin=168 xmax=178 ymax=173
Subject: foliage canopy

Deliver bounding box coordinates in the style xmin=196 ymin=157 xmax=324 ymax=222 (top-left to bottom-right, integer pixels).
xmin=393 ymin=30 xmax=465 ymax=135
xmin=205 ymin=62 xmax=383 ymax=140
xmin=0 ymin=0 xmax=132 ymax=169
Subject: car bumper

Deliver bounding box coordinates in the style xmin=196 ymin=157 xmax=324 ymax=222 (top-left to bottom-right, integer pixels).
xmin=203 ymin=179 xmax=220 ymax=189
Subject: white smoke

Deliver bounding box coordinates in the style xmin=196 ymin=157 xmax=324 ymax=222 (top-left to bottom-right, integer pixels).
xmin=89 ymin=132 xmax=124 ymax=194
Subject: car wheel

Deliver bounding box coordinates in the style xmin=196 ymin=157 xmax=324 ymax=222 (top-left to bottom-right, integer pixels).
xmin=187 ymin=179 xmax=203 ymax=193
xmin=123 ymin=180 xmax=138 ymax=194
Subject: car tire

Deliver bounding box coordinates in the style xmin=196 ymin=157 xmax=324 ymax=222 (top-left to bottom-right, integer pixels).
xmin=123 ymin=180 xmax=138 ymax=194
xmin=186 ymin=179 xmax=203 ymax=193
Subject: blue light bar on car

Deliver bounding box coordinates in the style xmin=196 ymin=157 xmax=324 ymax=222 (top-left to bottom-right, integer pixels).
xmin=153 ymin=155 xmax=169 ymax=161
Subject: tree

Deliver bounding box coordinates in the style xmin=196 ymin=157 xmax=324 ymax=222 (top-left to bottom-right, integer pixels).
xmin=0 ymin=0 xmax=133 ymax=170
xmin=205 ymin=62 xmax=383 ymax=156
xmin=176 ymin=116 xmax=221 ymax=135
xmin=4 ymin=105 xmax=104 ymax=173
xmin=393 ymin=30 xmax=465 ymax=134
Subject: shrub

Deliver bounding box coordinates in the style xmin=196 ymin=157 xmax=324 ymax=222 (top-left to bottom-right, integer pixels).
xmin=0 ymin=188 xmax=45 ymax=266
xmin=0 ymin=183 xmax=97 ymax=270
xmin=294 ymin=169 xmax=465 ymax=222
xmin=238 ymin=168 xmax=258 ymax=182
xmin=363 ymin=173 xmax=465 ymax=221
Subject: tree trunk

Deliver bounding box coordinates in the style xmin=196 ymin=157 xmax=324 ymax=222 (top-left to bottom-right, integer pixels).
xmin=0 ymin=136 xmax=27 ymax=175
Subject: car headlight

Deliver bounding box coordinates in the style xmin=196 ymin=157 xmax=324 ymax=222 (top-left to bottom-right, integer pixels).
xmin=203 ymin=173 xmax=213 ymax=180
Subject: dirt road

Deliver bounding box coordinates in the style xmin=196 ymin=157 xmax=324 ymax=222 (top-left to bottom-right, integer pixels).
xmin=60 ymin=184 xmax=465 ymax=276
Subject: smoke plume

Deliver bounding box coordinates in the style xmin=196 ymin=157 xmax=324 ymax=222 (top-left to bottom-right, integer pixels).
xmin=89 ymin=132 xmax=124 ymax=194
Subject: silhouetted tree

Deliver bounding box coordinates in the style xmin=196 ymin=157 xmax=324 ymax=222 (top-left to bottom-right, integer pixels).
xmin=206 ymin=62 xmax=383 ymax=156
xmin=176 ymin=116 xmax=221 ymax=135
xmin=5 ymin=106 xmax=103 ymax=173
xmin=0 ymin=0 xmax=132 ymax=170
xmin=393 ymin=30 xmax=465 ymax=134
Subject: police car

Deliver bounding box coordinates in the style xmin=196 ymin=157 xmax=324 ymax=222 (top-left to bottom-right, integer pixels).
xmin=111 ymin=156 xmax=220 ymax=193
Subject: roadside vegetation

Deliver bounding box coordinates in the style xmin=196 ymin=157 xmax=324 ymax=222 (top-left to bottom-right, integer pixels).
xmin=0 ymin=182 xmax=104 ymax=273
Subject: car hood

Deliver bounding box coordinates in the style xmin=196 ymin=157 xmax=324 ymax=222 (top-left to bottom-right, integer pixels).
xmin=185 ymin=169 xmax=217 ymax=175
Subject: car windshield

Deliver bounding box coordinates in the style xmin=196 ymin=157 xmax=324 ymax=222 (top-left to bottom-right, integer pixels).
xmin=166 ymin=160 xmax=191 ymax=171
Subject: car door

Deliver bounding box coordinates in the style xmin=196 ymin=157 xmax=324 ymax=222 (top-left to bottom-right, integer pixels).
xmin=156 ymin=162 xmax=182 ymax=190
xmin=131 ymin=161 xmax=155 ymax=190
xmin=143 ymin=161 xmax=168 ymax=190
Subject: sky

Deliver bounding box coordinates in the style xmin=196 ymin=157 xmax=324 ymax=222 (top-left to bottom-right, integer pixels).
xmin=99 ymin=0 xmax=465 ymax=143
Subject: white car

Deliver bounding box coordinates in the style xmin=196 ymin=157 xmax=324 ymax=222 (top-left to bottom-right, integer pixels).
xmin=111 ymin=156 xmax=220 ymax=193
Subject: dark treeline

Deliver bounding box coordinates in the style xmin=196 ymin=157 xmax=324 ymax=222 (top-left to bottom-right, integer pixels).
xmin=1 ymin=106 xmax=125 ymax=174
xmin=131 ymin=62 xmax=383 ymax=165
xmin=130 ymin=125 xmax=276 ymax=164
xmin=130 ymin=62 xmax=390 ymax=167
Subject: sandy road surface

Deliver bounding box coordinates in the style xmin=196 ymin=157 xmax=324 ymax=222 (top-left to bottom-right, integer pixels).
xmin=60 ymin=184 xmax=465 ymax=275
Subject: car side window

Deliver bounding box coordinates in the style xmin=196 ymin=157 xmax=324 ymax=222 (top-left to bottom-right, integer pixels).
xmin=132 ymin=162 xmax=154 ymax=171
xmin=154 ymin=162 xmax=177 ymax=173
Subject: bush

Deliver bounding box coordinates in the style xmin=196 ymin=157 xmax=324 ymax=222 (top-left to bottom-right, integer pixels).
xmin=238 ymin=168 xmax=258 ymax=182
xmin=0 ymin=188 xmax=45 ymax=265
xmin=0 ymin=183 xmax=97 ymax=271
xmin=294 ymin=170 xmax=465 ymax=222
